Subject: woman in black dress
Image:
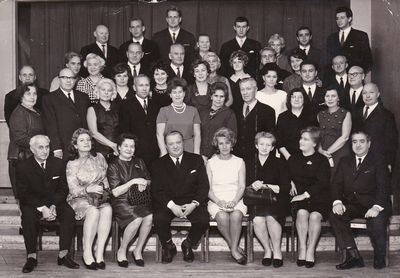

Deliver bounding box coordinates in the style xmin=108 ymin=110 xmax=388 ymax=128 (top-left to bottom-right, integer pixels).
xmin=185 ymin=59 xmax=212 ymax=113
xmin=150 ymin=61 xmax=171 ymax=109
xmin=288 ymin=126 xmax=331 ymax=268
xmin=112 ymin=63 xmax=135 ymax=105
xmin=246 ymin=132 xmax=290 ymax=268
xmin=107 ymin=133 xmax=153 ymax=267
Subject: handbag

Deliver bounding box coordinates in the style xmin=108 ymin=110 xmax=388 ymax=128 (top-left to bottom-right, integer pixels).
xmin=243 ymin=186 xmax=277 ymax=206
xmin=87 ymin=183 xmax=111 ymax=207
xmin=127 ymin=184 xmax=152 ymax=206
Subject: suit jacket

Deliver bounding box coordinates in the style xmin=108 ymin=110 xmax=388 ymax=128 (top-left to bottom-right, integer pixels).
xmin=290 ymin=46 xmax=322 ymax=71
xmin=299 ymin=85 xmax=326 ymax=116
xmin=41 ymin=89 xmax=90 ymax=154
xmin=119 ymin=38 xmax=160 ymax=66
xmin=352 ymin=104 xmax=398 ymax=167
xmin=119 ymin=97 xmax=159 ymax=165
xmin=234 ymin=101 xmax=275 ymax=161
xmin=327 ymin=28 xmax=373 ymax=72
xmin=323 ymin=73 xmax=350 ymax=98
xmin=166 ymin=65 xmax=194 ymax=84
xmin=125 ymin=62 xmax=151 ymax=78
xmin=151 ymin=151 xmax=209 ymax=209
xmin=16 ymin=156 xmax=68 ymax=208
xmin=219 ymin=38 xmax=262 ymax=78
xmin=4 ymin=87 xmax=49 ymax=126
xmin=152 ymin=28 xmax=196 ymax=64
xmin=341 ymin=86 xmax=364 ymax=114
xmin=332 ymin=152 xmax=391 ymax=211
xmin=80 ymin=42 xmax=119 ymax=78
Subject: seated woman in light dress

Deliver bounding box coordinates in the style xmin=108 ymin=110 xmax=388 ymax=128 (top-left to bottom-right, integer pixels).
xmin=206 ymin=127 xmax=247 ymax=265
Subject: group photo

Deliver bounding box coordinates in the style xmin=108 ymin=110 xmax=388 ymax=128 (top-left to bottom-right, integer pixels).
xmin=0 ymin=0 xmax=399 ymax=277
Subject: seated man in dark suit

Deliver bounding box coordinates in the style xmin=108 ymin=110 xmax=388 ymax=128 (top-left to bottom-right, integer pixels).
xmin=219 ymin=16 xmax=261 ymax=78
xmin=151 ymin=130 xmax=209 ymax=263
xmin=290 ymin=26 xmax=322 ymax=73
xmin=80 ymin=24 xmax=119 ymax=78
xmin=330 ymin=131 xmax=391 ymax=270
xmin=166 ymin=44 xmax=194 ymax=84
xmin=323 ymin=55 xmax=349 ymax=97
xmin=152 ymin=6 xmax=196 ymax=64
xmin=41 ymin=68 xmax=90 ymax=160
xmin=234 ymin=77 xmax=275 ymax=166
xmin=352 ymin=83 xmax=398 ymax=172
xmin=119 ymin=17 xmax=159 ymax=66
xmin=119 ymin=74 xmax=159 ymax=167
xmin=4 ymin=65 xmax=49 ymax=126
xmin=327 ymin=6 xmax=372 ymax=73
xmin=17 ymin=135 xmax=79 ymax=273
xmin=125 ymin=42 xmax=150 ymax=78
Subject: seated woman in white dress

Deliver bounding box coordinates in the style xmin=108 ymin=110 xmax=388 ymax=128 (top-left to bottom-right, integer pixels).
xmin=256 ymin=63 xmax=287 ymax=122
xmin=206 ymin=127 xmax=247 ymax=265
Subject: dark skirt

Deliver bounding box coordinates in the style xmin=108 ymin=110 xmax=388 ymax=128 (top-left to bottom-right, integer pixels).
xmin=111 ymin=199 xmax=152 ymax=229
xmin=291 ymin=199 xmax=330 ymax=220
xmin=248 ymin=205 xmax=286 ymax=227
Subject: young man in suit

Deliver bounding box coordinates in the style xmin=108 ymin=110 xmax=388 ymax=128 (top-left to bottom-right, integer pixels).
xmin=151 ymin=130 xmax=209 ymax=263
xmin=290 ymin=26 xmax=322 ymax=72
xmin=326 ymin=6 xmax=373 ymax=73
xmin=119 ymin=74 xmax=159 ymax=167
xmin=330 ymin=131 xmax=391 ymax=270
xmin=80 ymin=25 xmax=119 ymax=78
xmin=41 ymin=68 xmax=90 ymax=160
xmin=166 ymin=44 xmax=194 ymax=84
xmin=352 ymin=83 xmax=398 ymax=171
xmin=125 ymin=42 xmax=151 ymax=78
xmin=323 ymin=55 xmax=349 ymax=97
xmin=219 ymin=16 xmax=262 ymax=78
xmin=234 ymin=77 xmax=275 ymax=166
xmin=152 ymin=6 xmax=196 ymax=64
xmin=17 ymin=135 xmax=79 ymax=273
xmin=119 ymin=18 xmax=159 ymax=66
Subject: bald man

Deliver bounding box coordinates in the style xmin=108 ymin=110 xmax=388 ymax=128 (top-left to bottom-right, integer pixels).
xmin=340 ymin=65 xmax=365 ymax=114
xmin=166 ymin=44 xmax=194 ymax=84
xmin=352 ymin=83 xmax=398 ymax=170
xmin=80 ymin=25 xmax=119 ymax=78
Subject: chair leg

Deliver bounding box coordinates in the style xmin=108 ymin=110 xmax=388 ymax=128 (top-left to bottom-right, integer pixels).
xmin=155 ymin=235 xmax=160 ymax=263
xmin=111 ymin=220 xmax=118 ymax=262
xmin=76 ymin=225 xmax=83 ymax=251
xmin=37 ymin=228 xmax=43 ymax=251
xmin=200 ymin=235 xmax=205 ymax=262
xmin=386 ymin=224 xmax=390 ymax=266
xmin=291 ymin=221 xmax=295 ymax=262
xmin=247 ymin=220 xmax=254 ymax=263
xmin=205 ymin=228 xmax=209 ymax=263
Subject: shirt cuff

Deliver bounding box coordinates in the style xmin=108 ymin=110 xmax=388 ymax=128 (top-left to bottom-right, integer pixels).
xmin=333 ymin=200 xmax=343 ymax=206
xmin=373 ymin=205 xmax=384 ymax=212
xmin=192 ymin=200 xmax=200 ymax=207
xmin=53 ymin=149 xmax=62 ymax=153
xmin=37 ymin=206 xmax=46 ymax=212
xmin=303 ymin=191 xmax=311 ymax=198
xmin=167 ymin=200 xmax=175 ymax=209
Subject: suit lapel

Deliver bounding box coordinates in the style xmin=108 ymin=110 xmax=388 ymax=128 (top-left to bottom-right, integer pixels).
xmin=56 ymin=89 xmax=78 ymax=111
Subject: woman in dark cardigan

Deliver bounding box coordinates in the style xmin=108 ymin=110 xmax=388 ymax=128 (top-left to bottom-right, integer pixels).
xmin=199 ymin=82 xmax=237 ymax=160
xmin=246 ymin=132 xmax=290 ymax=268
xmin=288 ymin=126 xmax=331 ymax=268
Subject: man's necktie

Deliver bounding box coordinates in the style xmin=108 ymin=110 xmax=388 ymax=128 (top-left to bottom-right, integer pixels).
xmin=356 ymin=158 xmax=362 ymax=170
xmin=67 ymin=92 xmax=74 ymax=104
xmin=308 ymin=87 xmax=312 ymax=101
xmin=101 ymin=44 xmax=106 ymax=58
xmin=244 ymin=104 xmax=250 ymax=117
xmin=363 ymin=106 xmax=369 ymax=120
xmin=175 ymin=157 xmax=180 ymax=168
xmin=339 ymin=77 xmax=344 ymax=90
xmin=340 ymin=31 xmax=345 ymax=46
xmin=40 ymin=163 xmax=45 ymax=172
xmin=176 ymin=67 xmax=181 ymax=78
xmin=133 ymin=65 xmax=137 ymax=77
xmin=351 ymin=90 xmax=356 ymax=106
xmin=172 ymin=33 xmax=176 ymax=43
xmin=143 ymin=99 xmax=148 ymax=114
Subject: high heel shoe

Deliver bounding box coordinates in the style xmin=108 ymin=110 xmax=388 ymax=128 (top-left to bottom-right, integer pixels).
xmin=132 ymin=252 xmax=144 ymax=267
xmin=232 ymin=255 xmax=247 ymax=265
xmin=96 ymin=261 xmax=105 ymax=270
xmin=272 ymin=258 xmax=283 ymax=268
xmin=261 ymin=257 xmax=272 ymax=266
xmin=296 ymin=259 xmax=306 ymax=266
xmin=117 ymin=259 xmax=128 ymax=268
xmin=305 ymin=260 xmax=315 ymax=268
xmin=82 ymin=257 xmax=97 ymax=270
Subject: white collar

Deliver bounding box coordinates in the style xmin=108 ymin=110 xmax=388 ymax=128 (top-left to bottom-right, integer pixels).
xmin=340 ymin=26 xmax=352 ymax=41
xmin=135 ymin=94 xmax=148 ymax=106
xmin=169 ymin=28 xmax=180 ymax=37
xmin=299 ymin=45 xmax=310 ymax=51
xmin=35 ymin=158 xmax=46 ymax=169
xmin=128 ymin=62 xmax=141 ymax=70
xmin=335 ymin=73 xmax=347 ymax=84
xmin=364 ymin=102 xmax=379 ymax=116
xmin=170 ymin=63 xmax=183 ymax=73
xmin=355 ymin=153 xmax=367 ymax=164
xmin=132 ymin=37 xmax=144 ymax=44
xmin=96 ymin=41 xmax=107 ymax=48
xmin=60 ymin=88 xmax=74 ymax=99
xmin=169 ymin=153 xmax=183 ymax=163
xmin=303 ymin=83 xmax=317 ymax=91
xmin=236 ymin=36 xmax=247 ymax=46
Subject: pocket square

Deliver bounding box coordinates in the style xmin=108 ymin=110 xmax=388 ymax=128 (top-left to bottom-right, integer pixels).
xmin=52 ymin=176 xmax=60 ymax=179
xmin=363 ymin=170 xmax=371 ymax=173
xmin=249 ymin=50 xmax=255 ymax=53
xmin=190 ymin=170 xmax=197 ymax=174
xmin=350 ymin=45 xmax=355 ymax=48
xmin=183 ymin=43 xmax=190 ymax=46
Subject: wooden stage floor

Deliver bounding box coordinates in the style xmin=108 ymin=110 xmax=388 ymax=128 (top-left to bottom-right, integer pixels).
xmin=1 ymin=250 xmax=399 ymax=278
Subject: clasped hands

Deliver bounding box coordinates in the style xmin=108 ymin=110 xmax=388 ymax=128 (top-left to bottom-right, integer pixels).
xmin=170 ymin=203 xmax=197 ymax=218
xmin=251 ymin=180 xmax=280 ymax=194
xmin=332 ymin=202 xmax=380 ymax=218
xmin=42 ymin=205 xmax=57 ymax=221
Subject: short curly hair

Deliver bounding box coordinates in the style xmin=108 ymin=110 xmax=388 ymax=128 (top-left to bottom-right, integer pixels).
xmin=93 ymin=78 xmax=117 ymax=101
xmin=190 ymin=59 xmax=211 ymax=76
xmin=167 ymin=77 xmax=187 ymax=95
xmin=16 ymin=83 xmax=38 ymax=102
xmin=300 ymin=126 xmax=321 ymax=147
xmin=254 ymin=132 xmax=276 ymax=146
xmin=83 ymin=53 xmax=105 ymax=69
xmin=212 ymin=127 xmax=237 ymax=148
xmin=203 ymin=51 xmax=221 ymax=70
xmin=229 ymin=50 xmax=249 ymax=68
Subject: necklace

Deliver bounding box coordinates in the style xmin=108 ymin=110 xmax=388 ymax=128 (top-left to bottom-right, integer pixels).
xmin=171 ymin=103 xmax=186 ymax=114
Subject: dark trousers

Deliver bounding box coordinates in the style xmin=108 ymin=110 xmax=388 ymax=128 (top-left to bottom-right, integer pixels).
xmin=21 ymin=202 xmax=75 ymax=254
xmin=153 ymin=205 xmax=209 ymax=246
xmin=8 ymin=160 xmax=18 ymax=199
xmin=329 ymin=204 xmax=388 ymax=259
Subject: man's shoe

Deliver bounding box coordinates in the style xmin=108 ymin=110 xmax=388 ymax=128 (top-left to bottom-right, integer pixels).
xmin=161 ymin=241 xmax=177 ymax=264
xmin=181 ymin=239 xmax=194 ymax=262
xmin=57 ymin=255 xmax=80 ymax=269
xmin=373 ymin=256 xmax=386 ymax=269
xmin=22 ymin=258 xmax=37 ymax=273
xmin=336 ymin=249 xmax=364 ymax=270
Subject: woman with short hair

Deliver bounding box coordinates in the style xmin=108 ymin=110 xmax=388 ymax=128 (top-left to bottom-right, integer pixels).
xmin=76 ymin=53 xmax=105 ymax=103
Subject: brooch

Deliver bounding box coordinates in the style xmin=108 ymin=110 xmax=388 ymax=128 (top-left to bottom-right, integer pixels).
xmin=134 ymin=164 xmax=141 ymax=169
xmin=306 ymin=161 xmax=313 ymax=165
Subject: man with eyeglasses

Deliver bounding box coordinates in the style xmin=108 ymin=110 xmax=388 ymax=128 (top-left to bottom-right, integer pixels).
xmin=152 ymin=6 xmax=196 ymax=64
xmin=118 ymin=18 xmax=159 ymax=66
xmin=41 ymin=68 xmax=90 ymax=160
xmin=341 ymin=65 xmax=365 ymax=114
xmin=219 ymin=16 xmax=261 ymax=78
xmin=4 ymin=65 xmax=49 ymax=126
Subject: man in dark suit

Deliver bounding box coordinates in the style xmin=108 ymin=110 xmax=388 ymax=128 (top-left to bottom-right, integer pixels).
xmin=42 ymin=68 xmax=90 ymax=160
xmin=80 ymin=25 xmax=119 ymax=78
xmin=152 ymin=6 xmax=196 ymax=64
xmin=151 ymin=130 xmax=209 ymax=263
xmin=323 ymin=55 xmax=349 ymax=98
xmin=290 ymin=26 xmax=322 ymax=72
xmin=234 ymin=77 xmax=275 ymax=166
xmin=352 ymin=83 xmax=398 ymax=171
xmin=299 ymin=61 xmax=326 ymax=116
xmin=119 ymin=74 xmax=159 ymax=167
xmin=119 ymin=18 xmax=159 ymax=66
xmin=341 ymin=65 xmax=365 ymax=114
xmin=17 ymin=135 xmax=79 ymax=273
xmin=125 ymin=42 xmax=151 ymax=78
xmin=4 ymin=65 xmax=49 ymax=126
xmin=219 ymin=16 xmax=262 ymax=78
xmin=330 ymin=131 xmax=391 ymax=270
xmin=326 ymin=6 xmax=373 ymax=73
xmin=166 ymin=44 xmax=194 ymax=84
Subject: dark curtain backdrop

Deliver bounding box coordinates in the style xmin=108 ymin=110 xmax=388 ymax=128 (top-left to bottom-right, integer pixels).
xmin=18 ymin=0 xmax=349 ymax=88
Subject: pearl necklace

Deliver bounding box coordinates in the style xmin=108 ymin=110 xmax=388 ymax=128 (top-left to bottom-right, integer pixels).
xmin=172 ymin=103 xmax=186 ymax=114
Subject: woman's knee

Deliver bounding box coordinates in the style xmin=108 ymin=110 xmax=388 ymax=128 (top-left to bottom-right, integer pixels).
xmin=309 ymin=212 xmax=322 ymax=223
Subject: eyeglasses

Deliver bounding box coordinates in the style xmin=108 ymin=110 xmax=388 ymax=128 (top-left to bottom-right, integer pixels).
xmin=348 ymin=72 xmax=363 ymax=78
xmin=59 ymin=76 xmax=76 ymax=80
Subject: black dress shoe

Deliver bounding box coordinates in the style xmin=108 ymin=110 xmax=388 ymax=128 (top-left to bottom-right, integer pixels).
xmin=305 ymin=260 xmax=315 ymax=268
xmin=161 ymin=241 xmax=177 ymax=264
xmin=132 ymin=252 xmax=144 ymax=267
xmin=232 ymin=255 xmax=247 ymax=265
xmin=336 ymin=257 xmax=364 ymax=270
xmin=22 ymin=257 xmax=37 ymax=273
xmin=181 ymin=239 xmax=194 ymax=262
xmin=296 ymin=259 xmax=306 ymax=266
xmin=82 ymin=257 xmax=97 ymax=270
xmin=117 ymin=259 xmax=128 ymax=268
xmin=261 ymin=257 xmax=272 ymax=266
xmin=96 ymin=261 xmax=105 ymax=270
xmin=273 ymin=258 xmax=283 ymax=268
xmin=373 ymin=257 xmax=386 ymax=269
xmin=57 ymin=255 xmax=80 ymax=269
